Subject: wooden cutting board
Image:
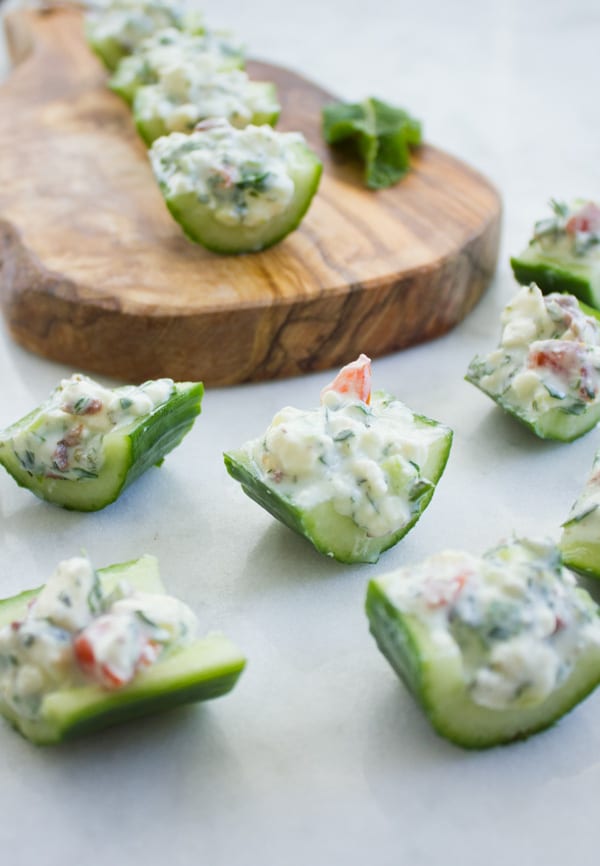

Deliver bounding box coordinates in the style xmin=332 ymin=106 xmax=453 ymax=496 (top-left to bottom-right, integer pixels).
xmin=0 ymin=7 xmax=501 ymax=386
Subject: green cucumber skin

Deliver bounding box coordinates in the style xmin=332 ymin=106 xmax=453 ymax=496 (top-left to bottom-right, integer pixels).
xmin=224 ymin=415 xmax=452 ymax=564
xmin=0 ymin=557 xmax=246 ymax=745
xmin=0 ymin=382 xmax=203 ymax=511
xmin=510 ymin=248 xmax=600 ymax=309
xmin=86 ymin=31 xmax=126 ymax=72
xmin=560 ymin=449 xmax=600 ymax=579
xmin=464 ymin=371 xmax=600 ymax=442
xmin=366 ymin=580 xmax=600 ymax=749
xmin=161 ymin=150 xmax=322 ymax=255
xmin=560 ymin=541 xmax=600 ymax=580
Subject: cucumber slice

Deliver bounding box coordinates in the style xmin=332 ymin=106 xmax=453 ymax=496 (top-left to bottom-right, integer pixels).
xmin=561 ymin=449 xmax=600 ymax=578
xmin=510 ymin=246 xmax=600 ymax=308
xmin=0 ymin=556 xmax=246 ymax=744
xmin=510 ymin=200 xmax=600 ymax=309
xmin=466 ymin=284 xmax=600 ymax=441
xmin=109 ymin=28 xmax=245 ymax=106
xmin=150 ymin=123 xmax=322 ymax=254
xmin=0 ymin=376 xmax=203 ymax=511
xmin=133 ymin=77 xmax=279 ymax=147
xmin=224 ymin=388 xmax=452 ymax=564
xmin=366 ymin=539 xmax=600 ymax=748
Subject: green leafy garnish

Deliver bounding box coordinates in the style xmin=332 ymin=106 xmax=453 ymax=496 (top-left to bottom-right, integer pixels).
xmin=322 ymin=97 xmax=422 ymax=189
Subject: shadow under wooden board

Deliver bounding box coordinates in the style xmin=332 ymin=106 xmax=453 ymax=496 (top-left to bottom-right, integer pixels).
xmin=0 ymin=7 xmax=501 ymax=386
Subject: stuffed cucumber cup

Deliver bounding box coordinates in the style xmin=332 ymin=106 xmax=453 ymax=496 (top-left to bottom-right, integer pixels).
xmin=110 ymin=27 xmax=245 ymax=105
xmin=466 ymin=284 xmax=600 ymax=441
xmin=150 ymin=120 xmax=322 ymax=253
xmin=0 ymin=373 xmax=203 ymax=511
xmin=224 ymin=355 xmax=452 ymax=564
xmin=511 ymin=200 xmax=600 ymax=309
xmin=561 ymin=448 xmax=600 ymax=578
xmin=85 ymin=0 xmax=202 ymax=71
xmin=0 ymin=555 xmax=245 ymax=745
xmin=366 ymin=538 xmax=600 ymax=749
xmin=133 ymin=69 xmax=279 ymax=146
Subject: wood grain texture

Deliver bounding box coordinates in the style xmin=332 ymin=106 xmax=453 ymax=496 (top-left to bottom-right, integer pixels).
xmin=0 ymin=8 xmax=501 ymax=386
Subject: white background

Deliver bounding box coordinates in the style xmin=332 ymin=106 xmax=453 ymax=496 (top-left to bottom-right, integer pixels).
xmin=1 ymin=1 xmax=600 ymax=864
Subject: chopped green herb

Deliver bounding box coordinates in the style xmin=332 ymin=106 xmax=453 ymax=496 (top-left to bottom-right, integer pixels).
xmin=322 ymin=97 xmax=422 ymax=189
xmin=333 ymin=429 xmax=355 ymax=442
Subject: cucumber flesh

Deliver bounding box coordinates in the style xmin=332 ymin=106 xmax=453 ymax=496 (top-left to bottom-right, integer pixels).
xmin=0 ymin=557 xmax=246 ymax=745
xmin=366 ymin=544 xmax=600 ymax=748
xmin=0 ymin=380 xmax=203 ymax=511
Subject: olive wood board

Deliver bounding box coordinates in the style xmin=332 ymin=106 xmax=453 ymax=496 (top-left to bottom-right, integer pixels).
xmin=0 ymin=7 xmax=502 ymax=386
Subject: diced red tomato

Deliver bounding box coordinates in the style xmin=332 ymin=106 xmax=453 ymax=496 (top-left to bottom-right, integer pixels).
xmin=423 ymin=573 xmax=467 ymax=609
xmin=321 ymin=354 xmax=372 ymax=404
xmin=528 ymin=342 xmax=596 ymax=400
xmin=73 ymin=633 xmax=96 ymax=673
xmin=566 ymin=202 xmax=600 ymax=236
xmin=74 ymin=625 xmax=159 ymax=690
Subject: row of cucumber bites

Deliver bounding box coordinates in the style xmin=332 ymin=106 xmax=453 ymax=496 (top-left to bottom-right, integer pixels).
xmin=85 ymin=0 xmax=322 ymax=253
xmin=3 ymin=344 xmax=600 ymax=747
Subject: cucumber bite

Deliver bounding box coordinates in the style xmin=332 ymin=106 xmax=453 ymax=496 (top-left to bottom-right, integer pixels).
xmin=466 ymin=284 xmax=600 ymax=441
xmin=0 ymin=555 xmax=245 ymax=744
xmin=366 ymin=538 xmax=600 ymax=748
xmin=511 ymin=200 xmax=600 ymax=309
xmin=561 ymin=448 xmax=600 ymax=578
xmin=134 ymin=70 xmax=279 ymax=145
xmin=224 ymin=355 xmax=452 ymax=564
xmin=85 ymin=0 xmax=202 ymax=71
xmin=150 ymin=120 xmax=322 ymax=253
xmin=109 ymin=27 xmax=245 ymax=105
xmin=0 ymin=374 xmax=203 ymax=511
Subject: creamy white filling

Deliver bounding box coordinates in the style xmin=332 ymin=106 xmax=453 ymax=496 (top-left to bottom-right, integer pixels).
xmin=137 ymin=68 xmax=277 ymax=136
xmin=151 ymin=122 xmax=304 ymax=227
xmin=87 ymin=0 xmax=188 ymax=52
xmin=468 ymin=285 xmax=600 ymax=419
xmin=241 ymin=389 xmax=446 ymax=539
xmin=380 ymin=539 xmax=600 ymax=710
xmin=112 ymin=27 xmax=244 ymax=93
xmin=0 ymin=558 xmax=197 ymax=719
xmin=6 ymin=374 xmax=174 ymax=482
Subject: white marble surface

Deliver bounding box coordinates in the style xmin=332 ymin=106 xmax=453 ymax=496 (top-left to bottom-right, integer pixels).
xmin=1 ymin=1 xmax=600 ymax=864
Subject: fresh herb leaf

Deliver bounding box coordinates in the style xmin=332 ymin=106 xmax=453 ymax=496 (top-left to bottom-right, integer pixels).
xmin=322 ymin=97 xmax=422 ymax=189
